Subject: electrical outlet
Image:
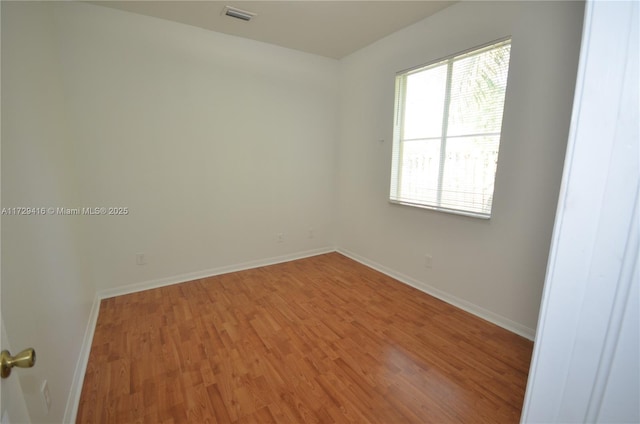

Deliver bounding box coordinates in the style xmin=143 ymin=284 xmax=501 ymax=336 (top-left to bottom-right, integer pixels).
xmin=40 ymin=380 xmax=51 ymax=414
xmin=308 ymin=227 xmax=314 ymax=239
xmin=277 ymin=233 xmax=284 ymax=243
xmin=136 ymin=253 xmax=146 ymax=265
xmin=424 ymin=254 xmax=433 ymax=269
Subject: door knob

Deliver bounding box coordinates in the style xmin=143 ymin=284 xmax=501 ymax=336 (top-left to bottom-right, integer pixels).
xmin=1 ymin=348 xmax=36 ymax=378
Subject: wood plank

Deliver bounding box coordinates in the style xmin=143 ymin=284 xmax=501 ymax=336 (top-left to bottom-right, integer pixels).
xmin=77 ymin=252 xmax=533 ymax=423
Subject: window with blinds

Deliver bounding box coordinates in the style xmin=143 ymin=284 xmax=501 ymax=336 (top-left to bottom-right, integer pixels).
xmin=390 ymin=39 xmax=511 ymax=218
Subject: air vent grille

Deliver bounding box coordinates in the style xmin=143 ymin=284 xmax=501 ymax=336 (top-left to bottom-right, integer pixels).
xmin=222 ymin=6 xmax=256 ymax=22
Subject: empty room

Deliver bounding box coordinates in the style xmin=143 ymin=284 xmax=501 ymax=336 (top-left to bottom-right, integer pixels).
xmin=1 ymin=1 xmax=638 ymax=423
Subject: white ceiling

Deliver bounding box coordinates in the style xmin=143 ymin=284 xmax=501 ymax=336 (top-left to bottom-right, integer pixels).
xmin=90 ymin=1 xmax=455 ymax=59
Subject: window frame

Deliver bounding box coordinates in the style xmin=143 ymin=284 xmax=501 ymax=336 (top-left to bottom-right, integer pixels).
xmin=389 ymin=37 xmax=512 ymax=219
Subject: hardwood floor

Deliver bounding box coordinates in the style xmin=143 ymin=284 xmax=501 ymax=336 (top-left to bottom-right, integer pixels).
xmin=77 ymin=252 xmax=533 ymax=423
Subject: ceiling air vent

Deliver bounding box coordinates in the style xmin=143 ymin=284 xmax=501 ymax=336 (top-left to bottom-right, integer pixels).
xmin=222 ymin=6 xmax=256 ymax=22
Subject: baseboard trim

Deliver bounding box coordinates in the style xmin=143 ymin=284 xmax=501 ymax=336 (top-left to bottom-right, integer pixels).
xmin=66 ymin=245 xmax=535 ymax=421
xmin=65 ymin=246 xmax=336 ymax=422
xmin=63 ymin=292 xmax=101 ymax=424
xmin=337 ymin=248 xmax=536 ymax=341
xmin=98 ymin=247 xmax=336 ymax=300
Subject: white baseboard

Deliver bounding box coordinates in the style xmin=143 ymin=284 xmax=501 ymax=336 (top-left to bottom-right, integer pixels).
xmin=65 ymin=245 xmax=535 ymax=422
xmin=98 ymin=247 xmax=336 ymax=300
xmin=337 ymin=248 xmax=536 ymax=341
xmin=63 ymin=293 xmax=101 ymax=424
xmin=64 ymin=246 xmax=336 ymax=422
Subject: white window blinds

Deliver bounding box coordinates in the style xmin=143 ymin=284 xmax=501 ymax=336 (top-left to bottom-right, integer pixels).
xmin=390 ymin=39 xmax=511 ymax=218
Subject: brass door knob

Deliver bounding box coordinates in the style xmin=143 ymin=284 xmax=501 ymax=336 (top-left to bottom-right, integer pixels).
xmin=1 ymin=348 xmax=36 ymax=379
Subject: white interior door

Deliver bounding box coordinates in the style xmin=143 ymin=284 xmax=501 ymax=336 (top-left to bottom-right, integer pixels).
xmin=0 ymin=317 xmax=31 ymax=424
xmin=0 ymin=4 xmax=31 ymax=420
xmin=521 ymin=0 xmax=639 ymax=422
xmin=1 ymin=3 xmax=97 ymax=422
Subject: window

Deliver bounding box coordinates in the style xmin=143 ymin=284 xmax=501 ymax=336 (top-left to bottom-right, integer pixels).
xmin=390 ymin=39 xmax=511 ymax=218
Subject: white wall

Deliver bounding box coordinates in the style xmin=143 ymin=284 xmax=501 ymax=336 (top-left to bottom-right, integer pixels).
xmin=2 ymin=2 xmax=338 ymax=422
xmin=50 ymin=2 xmax=339 ymax=293
xmin=1 ymin=1 xmax=590 ymax=421
xmin=1 ymin=2 xmax=94 ymax=422
xmin=336 ymin=1 xmax=585 ymax=337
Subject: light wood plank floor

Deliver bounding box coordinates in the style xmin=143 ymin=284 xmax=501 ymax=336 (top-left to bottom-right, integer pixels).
xmin=77 ymin=252 xmax=533 ymax=423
